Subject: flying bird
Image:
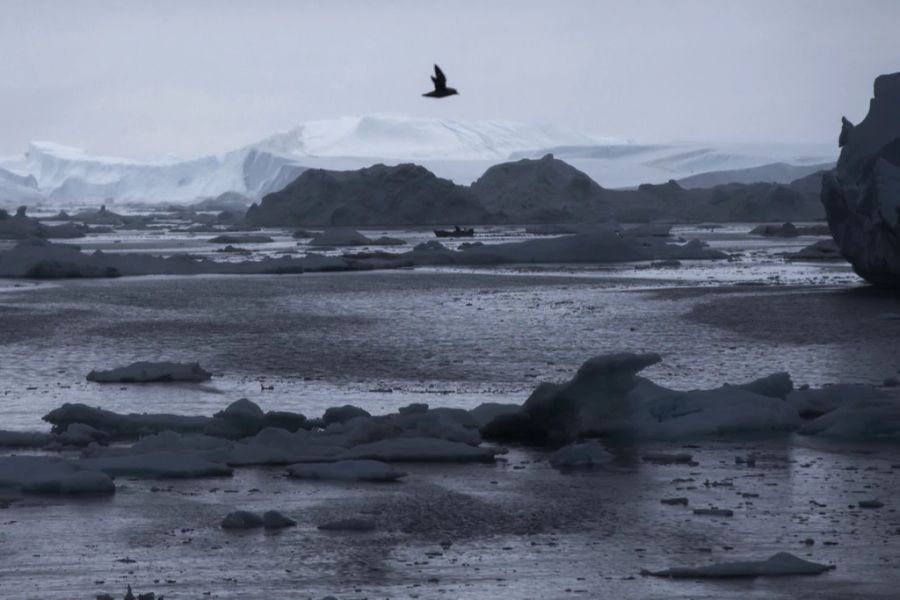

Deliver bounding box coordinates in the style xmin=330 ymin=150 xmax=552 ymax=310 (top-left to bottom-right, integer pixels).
xmin=422 ymin=64 xmax=458 ymax=98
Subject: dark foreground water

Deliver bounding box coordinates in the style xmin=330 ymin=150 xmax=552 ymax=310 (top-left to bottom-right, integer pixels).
xmin=1 ymin=439 xmax=899 ymax=599
xmin=1 ymin=226 xmax=900 ymax=599
xmin=0 ymin=266 xmax=897 ymax=431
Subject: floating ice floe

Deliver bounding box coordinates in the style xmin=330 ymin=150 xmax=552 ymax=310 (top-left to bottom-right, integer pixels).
xmin=227 ymin=428 xmax=347 ymax=466
xmin=797 ymin=396 xmax=900 ymax=440
xmin=467 ymin=403 xmax=522 ymax=429
xmin=749 ymin=222 xmax=830 ymax=237
xmin=783 ymin=238 xmax=843 ymax=261
xmin=787 ymin=384 xmax=888 ymax=418
xmin=309 ymin=228 xmax=405 ymax=247
xmin=204 ymin=398 xmax=266 ymax=439
xmin=322 ymin=404 xmax=372 ymax=425
xmin=641 ymin=552 xmax=835 ymax=578
xmin=340 ymin=437 xmax=500 ymax=463
xmin=44 ymin=403 xmax=211 ymax=440
xmin=207 ymin=234 xmax=273 ymax=244
xmin=406 ymin=228 xmax=725 ymax=266
xmin=79 ymin=450 xmax=233 ymax=479
xmin=86 ymin=361 xmax=212 ymax=384
xmin=54 ymin=423 xmax=109 ymax=447
xmin=481 ymin=352 xmax=800 ymax=443
xmin=0 ymin=227 xmax=724 ymax=279
xmin=221 ymin=510 xmax=264 ymax=529
xmin=548 ymin=441 xmax=614 ymax=469
xmin=219 ymin=509 xmax=296 ymax=530
xmin=0 ymin=430 xmax=54 ymax=448
xmin=286 ymin=460 xmax=407 ymax=482
xmin=324 ymin=405 xmax=482 ymax=447
xmin=317 ymin=517 xmax=376 ymax=532
xmin=82 ymin=430 xmax=234 ymax=464
xmin=0 ymin=456 xmax=115 ymax=495
xmin=262 ymin=510 xmax=297 ymax=529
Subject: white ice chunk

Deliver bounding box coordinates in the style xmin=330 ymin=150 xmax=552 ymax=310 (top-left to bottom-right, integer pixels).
xmin=798 ymin=397 xmax=900 ymax=440
xmin=228 ymin=428 xmax=348 ymax=466
xmin=642 ymin=552 xmax=835 ymax=578
xmin=0 ymin=456 xmax=114 ymax=495
xmin=78 ymin=450 xmax=233 ymax=479
xmin=548 ymin=441 xmax=614 ymax=469
xmin=0 ymin=430 xmax=53 ymax=448
xmin=787 ymin=384 xmax=887 ymax=418
xmin=221 ymin=510 xmax=263 ymax=529
xmin=286 ymin=460 xmax=407 ymax=482
xmin=339 ymin=437 xmax=499 ymax=463
xmin=86 ymin=361 xmax=211 ymax=383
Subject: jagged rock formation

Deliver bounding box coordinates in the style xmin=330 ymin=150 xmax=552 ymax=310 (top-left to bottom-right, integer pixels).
xmin=0 ymin=206 xmax=86 ymax=240
xmin=822 ymin=72 xmax=900 ymax=287
xmin=245 ymin=154 xmax=826 ymax=226
xmin=246 ymin=163 xmax=489 ymax=226
xmin=470 ymin=154 xmax=609 ymax=222
xmin=471 ymin=154 xmax=825 ymax=224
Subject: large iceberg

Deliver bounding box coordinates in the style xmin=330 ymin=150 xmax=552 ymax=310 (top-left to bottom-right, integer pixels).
xmin=481 ymin=353 xmax=800 ymax=443
xmin=0 ymin=114 xmax=836 ymax=207
xmin=821 ymin=72 xmax=900 ymax=287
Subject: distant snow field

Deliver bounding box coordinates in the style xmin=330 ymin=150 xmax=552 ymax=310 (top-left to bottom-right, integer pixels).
xmin=0 ymin=114 xmax=837 ymax=206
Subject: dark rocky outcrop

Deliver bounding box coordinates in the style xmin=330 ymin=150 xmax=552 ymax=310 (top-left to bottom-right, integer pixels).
xmin=821 ymin=72 xmax=900 ymax=287
xmin=246 ymin=163 xmax=489 ymax=227
xmin=470 ymin=154 xmax=609 ymax=222
xmin=0 ymin=206 xmax=86 ymax=240
xmin=749 ymin=222 xmax=831 ymax=237
xmin=244 ymin=154 xmax=827 ymax=227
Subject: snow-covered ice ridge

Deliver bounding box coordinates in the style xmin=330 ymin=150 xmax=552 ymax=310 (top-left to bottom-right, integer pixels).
xmin=0 ymin=114 xmax=837 ymax=205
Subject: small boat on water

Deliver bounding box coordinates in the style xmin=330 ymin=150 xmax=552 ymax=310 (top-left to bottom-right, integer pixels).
xmin=434 ymin=226 xmax=475 ymax=238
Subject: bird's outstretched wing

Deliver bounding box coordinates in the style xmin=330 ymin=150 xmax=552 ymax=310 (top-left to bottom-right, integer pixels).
xmin=431 ymin=64 xmax=447 ymax=90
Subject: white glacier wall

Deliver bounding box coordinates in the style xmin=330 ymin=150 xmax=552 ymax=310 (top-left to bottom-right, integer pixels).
xmin=0 ymin=114 xmax=838 ymax=207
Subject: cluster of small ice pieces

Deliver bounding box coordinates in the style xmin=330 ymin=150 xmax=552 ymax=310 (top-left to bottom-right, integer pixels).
xmin=0 ymin=225 xmax=725 ymax=279
xmin=0 ymin=352 xmax=896 ymax=507
xmin=6 ymin=352 xmax=892 ymax=592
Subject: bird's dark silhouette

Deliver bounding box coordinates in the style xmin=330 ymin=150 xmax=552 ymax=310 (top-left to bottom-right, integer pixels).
xmin=422 ymin=64 xmax=458 ymax=98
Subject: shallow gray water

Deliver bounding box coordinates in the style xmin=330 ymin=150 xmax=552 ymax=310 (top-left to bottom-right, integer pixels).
xmin=1 ymin=225 xmax=899 ymax=599
xmin=2 ymin=439 xmax=899 ymax=599
xmin=0 ymin=256 xmax=895 ymax=432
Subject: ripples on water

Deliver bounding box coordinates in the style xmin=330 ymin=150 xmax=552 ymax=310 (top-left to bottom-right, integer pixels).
xmin=0 ymin=223 xmax=897 ymax=430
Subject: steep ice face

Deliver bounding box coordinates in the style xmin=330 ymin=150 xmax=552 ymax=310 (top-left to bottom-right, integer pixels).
xmin=253 ymin=114 xmax=611 ymax=160
xmin=25 ymin=141 xmax=244 ymax=204
xmin=821 ymin=71 xmax=900 ymax=287
xmin=0 ymin=165 xmax=43 ymax=205
xmin=1 ymin=114 xmax=839 ymax=206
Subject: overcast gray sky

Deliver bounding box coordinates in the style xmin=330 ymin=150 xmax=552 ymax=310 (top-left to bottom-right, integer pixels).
xmin=0 ymin=0 xmax=897 ymax=160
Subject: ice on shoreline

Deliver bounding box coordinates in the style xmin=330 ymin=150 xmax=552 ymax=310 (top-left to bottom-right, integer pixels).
xmin=482 ymin=352 xmax=900 ymax=443
xmin=0 ymin=227 xmax=725 ymax=279
xmin=6 ymin=352 xmax=897 ymax=498
xmin=642 ymin=552 xmax=835 ymax=578
xmin=286 ymin=460 xmax=407 ymax=482
xmin=86 ymin=361 xmax=212 ymax=384
xmin=0 ymin=456 xmax=115 ymax=495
